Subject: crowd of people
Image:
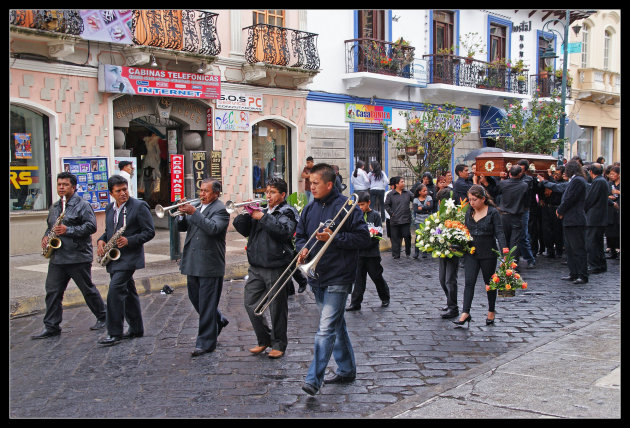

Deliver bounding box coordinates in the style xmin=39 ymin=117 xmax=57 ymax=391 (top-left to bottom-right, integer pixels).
xmin=30 ymin=154 xmax=619 ymax=398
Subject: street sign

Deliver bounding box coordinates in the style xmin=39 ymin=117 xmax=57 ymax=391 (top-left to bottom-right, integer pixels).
xmin=560 ymin=42 xmax=582 ymax=55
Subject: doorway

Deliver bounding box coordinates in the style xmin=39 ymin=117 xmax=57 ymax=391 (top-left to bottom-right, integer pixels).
xmin=353 ymin=128 xmax=383 ymax=171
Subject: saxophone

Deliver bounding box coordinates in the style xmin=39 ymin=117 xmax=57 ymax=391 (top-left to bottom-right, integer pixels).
xmin=98 ymin=207 xmax=126 ymax=267
xmin=42 ymin=196 xmax=66 ymax=258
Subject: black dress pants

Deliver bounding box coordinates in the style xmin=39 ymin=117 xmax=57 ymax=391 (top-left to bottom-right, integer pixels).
xmin=462 ymin=255 xmax=498 ymax=314
xmin=500 ymin=213 xmax=523 ymax=260
xmin=439 ymin=257 xmax=459 ymax=313
xmin=563 ymin=225 xmax=588 ymax=279
xmin=350 ymin=256 xmax=390 ymax=306
xmin=106 ymin=269 xmax=143 ymax=337
xmin=390 ymin=223 xmax=411 ymax=258
xmin=44 ymin=262 xmax=106 ymax=332
xmin=586 ymin=226 xmax=607 ymax=271
xmin=187 ymin=275 xmax=225 ymax=351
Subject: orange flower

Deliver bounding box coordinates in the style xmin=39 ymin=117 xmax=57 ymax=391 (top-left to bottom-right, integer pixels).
xmin=506 ymin=269 xmax=513 ymax=276
xmin=505 ymin=284 xmax=511 ymax=290
xmin=492 ymin=276 xmax=500 ymax=283
xmin=503 ymin=248 xmax=510 ymax=254
xmin=510 ymin=262 xmax=517 ymax=268
xmin=522 ymin=282 xmax=528 ymax=289
xmin=485 ymin=285 xmax=490 ymax=291
xmin=514 ymin=273 xmax=521 ymax=279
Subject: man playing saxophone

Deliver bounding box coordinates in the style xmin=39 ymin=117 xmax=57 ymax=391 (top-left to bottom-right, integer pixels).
xmin=32 ymin=172 xmax=107 ymax=339
xmin=96 ymin=175 xmax=155 ymax=346
xmin=295 ymin=164 xmax=370 ymax=395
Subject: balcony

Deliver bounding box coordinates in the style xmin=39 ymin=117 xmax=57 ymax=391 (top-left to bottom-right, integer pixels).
xmin=530 ymin=73 xmax=572 ymax=98
xmin=242 ymin=23 xmax=320 ymax=88
xmin=573 ymin=68 xmax=620 ymax=105
xmin=423 ymin=54 xmax=529 ymax=96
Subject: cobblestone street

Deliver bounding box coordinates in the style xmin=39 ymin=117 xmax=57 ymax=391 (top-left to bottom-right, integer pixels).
xmin=9 ymin=254 xmax=620 ymax=418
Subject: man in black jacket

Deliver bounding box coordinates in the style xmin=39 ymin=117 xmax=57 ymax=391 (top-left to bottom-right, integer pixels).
xmin=556 ymin=160 xmax=588 ymax=284
xmin=584 ymin=163 xmax=610 ymax=274
xmin=496 ymin=166 xmax=529 ymax=267
xmin=384 ymin=176 xmax=414 ymax=259
xmin=452 ymin=164 xmax=474 ymax=204
xmin=538 ymin=166 xmax=567 ymax=258
xmin=347 ymin=191 xmax=390 ymax=311
xmin=97 ymin=175 xmax=155 ymax=346
xmin=32 ymin=172 xmax=107 ymax=339
xmin=233 ymin=178 xmax=298 ymax=359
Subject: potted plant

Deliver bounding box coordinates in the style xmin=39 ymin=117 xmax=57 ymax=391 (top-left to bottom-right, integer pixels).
xmin=459 ymin=32 xmax=485 ymax=64
xmin=540 ymin=65 xmax=553 ymax=78
xmin=486 ymin=246 xmax=529 ymax=297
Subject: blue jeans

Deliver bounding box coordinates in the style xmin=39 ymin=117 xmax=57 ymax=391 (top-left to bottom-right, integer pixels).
xmin=305 ymin=284 xmax=356 ymax=390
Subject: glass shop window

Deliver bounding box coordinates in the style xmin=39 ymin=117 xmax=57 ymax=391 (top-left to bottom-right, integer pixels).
xmin=9 ymin=104 xmax=51 ymax=212
xmin=251 ymin=120 xmax=290 ymax=197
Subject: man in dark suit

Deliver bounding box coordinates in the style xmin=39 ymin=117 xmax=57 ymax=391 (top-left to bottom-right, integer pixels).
xmin=97 ymin=175 xmax=155 ymax=346
xmin=177 ymin=178 xmax=230 ymax=357
xmin=32 ymin=172 xmax=107 ymax=339
xmin=233 ymin=178 xmax=298 ymax=359
xmin=496 ymin=165 xmax=529 ymax=268
xmin=452 ymin=163 xmax=474 ymax=205
xmin=556 ymin=160 xmax=588 ymax=284
xmin=584 ymin=163 xmax=610 ymax=274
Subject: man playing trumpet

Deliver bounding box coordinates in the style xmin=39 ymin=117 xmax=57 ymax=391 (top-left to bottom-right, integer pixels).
xmin=233 ymin=178 xmax=298 ymax=359
xmin=295 ymin=164 xmax=370 ymax=395
xmin=32 ymin=172 xmax=107 ymax=339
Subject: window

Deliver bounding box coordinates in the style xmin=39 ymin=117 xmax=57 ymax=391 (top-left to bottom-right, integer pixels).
xmin=604 ymin=30 xmax=611 ymax=70
xmin=252 ymin=10 xmax=285 ymax=27
xmin=251 ymin=120 xmax=290 ymax=196
xmin=433 ymin=10 xmax=454 ymax=53
xmin=601 ymin=128 xmax=614 ymax=164
xmin=489 ymin=24 xmax=507 ymax=62
xmin=576 ymin=126 xmax=593 ymax=162
xmin=581 ymin=25 xmax=589 ymax=68
xmin=358 ymin=10 xmax=386 ymax=40
xmin=10 ymin=104 xmax=51 ymax=211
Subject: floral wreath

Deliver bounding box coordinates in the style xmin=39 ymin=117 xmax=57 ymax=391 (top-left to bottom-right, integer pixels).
xmin=484 ymin=160 xmax=495 ymax=172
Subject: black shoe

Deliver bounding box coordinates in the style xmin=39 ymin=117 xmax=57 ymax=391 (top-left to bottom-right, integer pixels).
xmin=422 ymin=253 xmax=427 ymax=258
xmin=122 ymin=330 xmax=144 ymax=339
xmin=191 ymin=347 xmax=215 ymax=357
xmin=440 ymin=306 xmax=449 ymax=311
xmin=31 ymin=329 xmax=61 ymax=339
xmin=298 ymin=284 xmax=307 ymax=293
xmin=588 ymin=268 xmax=607 ymax=274
xmin=218 ymin=318 xmax=229 ymax=336
xmin=302 ymin=383 xmax=318 ymax=396
xmin=392 ymin=256 xmax=400 ymax=260
xmin=485 ymin=318 xmax=495 ymax=325
xmin=346 ymin=304 xmax=361 ymax=311
xmin=98 ymin=335 xmax=123 ymax=346
xmin=607 ymin=253 xmax=618 ymax=259
xmin=90 ymin=320 xmax=106 ymax=330
xmin=561 ymin=275 xmax=577 ymax=281
xmin=381 ymin=300 xmax=390 ymax=308
xmin=452 ymin=314 xmax=472 ymax=328
xmin=441 ymin=310 xmax=459 ymax=319
xmin=412 ymin=253 xmax=419 ymax=259
xmin=324 ymin=373 xmax=356 ymax=384
xmin=573 ymin=277 xmax=588 ymax=284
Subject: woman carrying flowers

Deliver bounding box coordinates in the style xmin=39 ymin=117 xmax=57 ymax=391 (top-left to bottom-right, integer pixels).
xmin=453 ymin=185 xmax=507 ymax=328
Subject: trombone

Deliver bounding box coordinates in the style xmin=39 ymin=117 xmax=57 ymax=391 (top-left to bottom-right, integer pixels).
xmin=225 ymin=199 xmax=266 ymax=214
xmin=155 ymin=198 xmax=201 ymax=218
xmin=253 ymin=193 xmax=359 ymax=316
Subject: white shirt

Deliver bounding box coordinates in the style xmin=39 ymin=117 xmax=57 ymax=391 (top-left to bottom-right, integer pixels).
xmin=351 ymin=168 xmax=370 ymax=191
xmin=119 ymin=169 xmax=135 ymax=198
xmin=368 ymin=171 xmax=389 ymax=191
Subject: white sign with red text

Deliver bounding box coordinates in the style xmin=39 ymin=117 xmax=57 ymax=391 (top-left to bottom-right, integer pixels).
xmin=170 ymin=154 xmax=184 ymax=202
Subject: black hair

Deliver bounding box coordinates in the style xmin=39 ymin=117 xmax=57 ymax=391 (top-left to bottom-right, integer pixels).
xmin=421 ymin=171 xmax=434 ymax=184
xmin=596 ymin=156 xmax=605 ymax=164
xmin=107 ymin=174 xmax=128 ymax=192
xmin=357 ymin=191 xmax=371 ymax=203
xmin=509 ymin=165 xmax=522 ymax=177
xmin=517 ymin=159 xmax=529 ymax=168
xmin=467 ymin=184 xmax=496 ymax=210
xmin=267 ymin=177 xmax=288 ymax=195
xmin=353 ymin=160 xmax=365 ymax=178
xmin=570 ymin=155 xmax=584 ymax=166
xmin=310 ymin=163 xmax=336 ymax=184
xmin=436 ymin=188 xmax=452 ymax=203
xmin=414 ymin=183 xmax=426 ymax=199
xmin=454 ymin=164 xmax=468 ymax=175
xmin=306 ymin=156 xmax=314 ymax=162
xmin=201 ymin=178 xmax=222 ymax=194
xmin=589 ymin=163 xmax=603 ymax=176
xmin=370 ymin=160 xmax=383 ymax=180
xmin=564 ymin=160 xmax=583 ymax=178
xmin=389 ymin=176 xmax=399 ymax=186
xmin=57 ymin=171 xmax=77 ymax=187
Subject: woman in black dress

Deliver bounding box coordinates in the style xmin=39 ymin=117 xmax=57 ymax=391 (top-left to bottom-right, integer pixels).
xmin=453 ymin=185 xmax=507 ymax=327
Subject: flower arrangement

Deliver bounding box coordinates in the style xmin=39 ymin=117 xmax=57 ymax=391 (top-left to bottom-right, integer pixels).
xmin=415 ymin=194 xmax=474 ymax=258
xmin=486 ymin=246 xmax=528 ymax=295
xmin=368 ymin=224 xmax=384 ymax=241
xmin=286 ymin=192 xmax=308 ymax=213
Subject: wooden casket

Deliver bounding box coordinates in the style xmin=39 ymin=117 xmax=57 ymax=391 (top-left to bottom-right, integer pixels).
xmin=475 ymin=152 xmax=558 ymax=178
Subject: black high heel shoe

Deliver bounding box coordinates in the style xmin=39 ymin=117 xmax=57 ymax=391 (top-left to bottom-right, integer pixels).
xmin=452 ymin=314 xmax=472 ymax=327
xmin=486 ymin=312 xmax=496 ymax=325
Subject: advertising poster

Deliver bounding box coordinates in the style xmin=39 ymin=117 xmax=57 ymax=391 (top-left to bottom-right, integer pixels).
xmin=217 ymin=92 xmax=264 ymax=111
xmin=13 ymin=133 xmax=32 ymax=159
xmin=80 ymin=10 xmax=134 ymax=44
xmin=345 ymin=103 xmax=392 ymax=125
xmin=170 ymin=154 xmax=184 ymax=202
xmin=210 ymin=151 xmax=222 ymax=181
xmin=191 ymin=151 xmax=208 ymax=196
xmin=98 ymin=64 xmax=221 ymax=99
xmin=214 ymin=109 xmax=250 ymax=132
xmin=61 ymin=157 xmax=110 ymax=212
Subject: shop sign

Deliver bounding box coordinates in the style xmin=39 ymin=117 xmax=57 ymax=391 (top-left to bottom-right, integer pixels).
xmin=207 ymin=108 xmax=213 ymax=136
xmin=210 ymin=151 xmax=222 ymax=181
xmin=170 ymin=154 xmax=184 ymax=202
xmin=191 ymin=151 xmax=208 ymax=196
xmin=214 ymin=109 xmax=250 ymax=132
xmin=217 ymin=92 xmax=264 ymax=111
xmin=98 ymin=64 xmax=221 ymax=99
xmin=345 ymin=103 xmax=392 ymax=125
xmin=9 ymin=165 xmax=37 ymax=189
xmin=61 ymin=157 xmax=110 ymax=212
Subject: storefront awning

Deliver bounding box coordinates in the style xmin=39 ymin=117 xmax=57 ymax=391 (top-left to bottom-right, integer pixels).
xmin=479 ymin=105 xmax=507 ymax=139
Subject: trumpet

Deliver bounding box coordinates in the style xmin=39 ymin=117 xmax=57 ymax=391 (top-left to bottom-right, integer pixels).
xmin=155 ymin=198 xmax=201 ymax=218
xmin=225 ymin=199 xmax=266 ymax=214
xmin=253 ymin=193 xmax=359 ymax=316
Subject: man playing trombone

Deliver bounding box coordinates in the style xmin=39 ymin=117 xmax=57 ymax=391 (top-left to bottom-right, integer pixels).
xmin=233 ymin=178 xmax=298 ymax=359
xmin=295 ymin=164 xmax=370 ymax=395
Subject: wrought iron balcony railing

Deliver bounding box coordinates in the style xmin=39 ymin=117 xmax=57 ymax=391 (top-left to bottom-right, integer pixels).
xmin=530 ymin=73 xmax=572 ymax=98
xmin=10 ymin=10 xmax=221 ymax=56
xmin=344 ymin=38 xmax=415 ymax=78
xmin=243 ymin=24 xmax=320 ymax=70
xmin=422 ymin=54 xmax=529 ymax=95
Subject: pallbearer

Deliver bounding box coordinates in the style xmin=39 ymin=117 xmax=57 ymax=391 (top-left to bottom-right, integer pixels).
xmin=32 ymin=172 xmax=107 ymax=339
